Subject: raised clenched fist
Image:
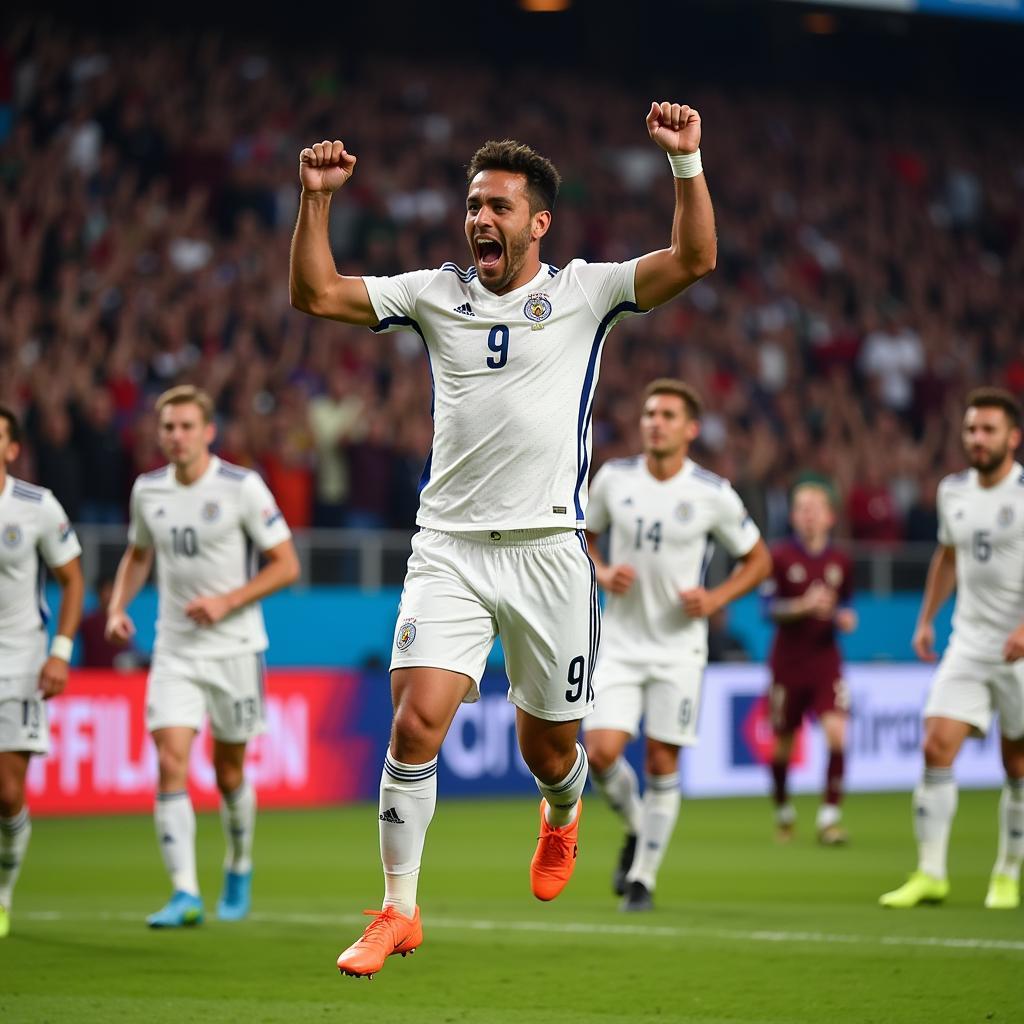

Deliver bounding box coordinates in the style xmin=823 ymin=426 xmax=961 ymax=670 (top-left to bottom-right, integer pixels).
xmin=299 ymin=140 xmax=357 ymax=194
xmin=646 ymin=102 xmax=701 ymax=156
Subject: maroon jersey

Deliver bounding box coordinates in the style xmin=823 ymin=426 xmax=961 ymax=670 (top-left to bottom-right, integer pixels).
xmin=765 ymin=539 xmax=853 ymax=686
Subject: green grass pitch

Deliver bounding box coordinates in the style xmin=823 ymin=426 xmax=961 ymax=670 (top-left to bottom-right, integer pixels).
xmin=2 ymin=790 xmax=1022 ymax=1023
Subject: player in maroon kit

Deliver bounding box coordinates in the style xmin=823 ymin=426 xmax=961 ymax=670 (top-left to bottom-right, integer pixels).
xmin=762 ymin=483 xmax=857 ymax=844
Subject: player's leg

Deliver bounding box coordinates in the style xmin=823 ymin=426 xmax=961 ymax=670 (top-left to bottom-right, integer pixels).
xmin=816 ymin=688 xmax=850 ymax=845
xmin=338 ymin=529 xmax=494 ymax=977
xmin=500 ymin=531 xmax=598 ymax=901
xmin=584 ymin=661 xmax=643 ymax=895
xmin=205 ymin=655 xmax=267 ymax=921
xmin=147 ymin=725 xmax=204 ymax=926
xmin=517 ymin=709 xmax=588 ymax=900
xmin=145 ymin=654 xmax=207 ymax=927
xmin=768 ymin=679 xmax=805 ymax=841
xmin=987 ymin=668 xmax=1024 ymax=909
xmin=988 ymin=735 xmax=1024 ymax=909
xmin=621 ymin=738 xmax=681 ymax=911
xmin=879 ymin=716 xmax=969 ymax=907
xmin=0 ymin=750 xmax=32 ymax=937
xmin=337 ymin=666 xmax=469 ymax=977
xmin=881 ymin=649 xmax=991 ymax=907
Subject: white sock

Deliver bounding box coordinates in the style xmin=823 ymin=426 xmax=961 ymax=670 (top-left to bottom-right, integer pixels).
xmin=994 ymin=777 xmax=1024 ymax=881
xmin=626 ymin=773 xmax=681 ymax=891
xmin=155 ymin=790 xmax=199 ymax=896
xmin=591 ymin=756 xmax=642 ymax=835
xmin=817 ymin=804 xmax=841 ymax=830
xmin=0 ymin=808 xmax=32 ymax=910
xmin=379 ymin=752 xmax=437 ymax=917
xmin=536 ymin=743 xmax=588 ymax=829
xmin=220 ymin=781 xmax=256 ymax=874
xmin=914 ymin=767 xmax=958 ymax=880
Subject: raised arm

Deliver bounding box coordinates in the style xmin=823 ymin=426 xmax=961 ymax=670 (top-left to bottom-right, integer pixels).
xmin=289 ymin=139 xmax=378 ymax=326
xmin=633 ymin=102 xmax=717 ymax=312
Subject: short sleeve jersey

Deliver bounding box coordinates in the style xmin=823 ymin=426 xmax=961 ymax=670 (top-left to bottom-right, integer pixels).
xmin=587 ymin=456 xmax=761 ymax=665
xmin=0 ymin=476 xmax=81 ymax=679
xmin=937 ymin=463 xmax=1024 ymax=659
xmin=128 ymin=457 xmax=292 ymax=658
xmin=363 ymin=259 xmax=644 ymax=530
xmin=763 ymin=539 xmax=853 ymax=685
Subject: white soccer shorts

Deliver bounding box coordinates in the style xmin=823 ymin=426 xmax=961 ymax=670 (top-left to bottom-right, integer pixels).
xmin=146 ymin=651 xmax=267 ymax=743
xmin=0 ymin=688 xmax=49 ymax=755
xmin=584 ymin=656 xmax=705 ymax=747
xmin=924 ymin=643 xmax=1024 ymax=739
xmin=390 ymin=528 xmax=600 ymax=722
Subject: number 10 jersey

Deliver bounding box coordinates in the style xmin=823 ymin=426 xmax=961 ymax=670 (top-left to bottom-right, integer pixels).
xmin=128 ymin=457 xmax=292 ymax=659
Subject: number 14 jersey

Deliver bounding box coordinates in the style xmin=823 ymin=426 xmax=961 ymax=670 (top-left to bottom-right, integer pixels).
xmin=587 ymin=456 xmax=760 ymax=665
xmin=364 ymin=259 xmax=643 ymax=531
xmin=938 ymin=462 xmax=1024 ymax=659
xmin=128 ymin=457 xmax=292 ymax=659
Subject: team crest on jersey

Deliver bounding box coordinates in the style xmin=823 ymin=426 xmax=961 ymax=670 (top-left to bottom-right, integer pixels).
xmin=675 ymin=502 xmax=693 ymax=522
xmin=523 ymin=293 xmax=552 ymax=323
xmin=58 ymin=521 xmax=73 ymax=542
xmin=825 ymin=563 xmax=843 ymax=588
xmin=202 ymin=501 xmax=221 ymax=522
xmin=262 ymin=506 xmax=283 ymax=528
xmin=787 ymin=563 xmax=807 ymax=584
xmin=396 ymin=619 xmax=417 ymax=651
xmin=2 ymin=524 xmax=21 ymax=548
xmin=998 ymin=505 xmax=1015 ymax=527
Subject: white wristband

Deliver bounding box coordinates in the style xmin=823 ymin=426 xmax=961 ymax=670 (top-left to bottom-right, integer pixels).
xmin=50 ymin=635 xmax=73 ymax=662
xmin=668 ymin=149 xmax=703 ymax=179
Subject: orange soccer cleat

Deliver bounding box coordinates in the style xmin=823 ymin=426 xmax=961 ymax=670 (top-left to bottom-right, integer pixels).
xmin=530 ymin=798 xmax=582 ymax=901
xmin=336 ymin=905 xmax=422 ymax=979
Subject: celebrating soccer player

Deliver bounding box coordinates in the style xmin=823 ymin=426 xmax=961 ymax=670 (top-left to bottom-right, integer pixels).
xmin=106 ymin=386 xmax=299 ymax=928
xmin=762 ymin=483 xmax=857 ymax=845
xmin=290 ymin=102 xmax=717 ymax=976
xmin=0 ymin=405 xmax=84 ymax=938
xmin=880 ymin=388 xmax=1024 ymax=910
xmin=584 ymin=380 xmax=770 ymax=910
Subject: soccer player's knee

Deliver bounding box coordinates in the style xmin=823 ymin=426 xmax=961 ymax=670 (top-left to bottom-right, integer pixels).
xmin=156 ymin=745 xmax=189 ymax=786
xmin=922 ymin=733 xmax=956 ymax=767
xmin=523 ymin=744 xmax=576 ymax=786
xmin=0 ymin=774 xmax=25 ymax=817
xmin=392 ymin=705 xmax=445 ymax=759
xmin=214 ymin=761 xmax=244 ymax=795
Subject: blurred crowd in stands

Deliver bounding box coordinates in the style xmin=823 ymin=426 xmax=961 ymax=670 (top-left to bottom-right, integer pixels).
xmin=1 ymin=19 xmax=1022 ymax=542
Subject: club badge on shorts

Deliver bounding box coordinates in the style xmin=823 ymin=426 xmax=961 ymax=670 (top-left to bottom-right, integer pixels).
xmin=396 ymin=619 xmax=417 ymax=651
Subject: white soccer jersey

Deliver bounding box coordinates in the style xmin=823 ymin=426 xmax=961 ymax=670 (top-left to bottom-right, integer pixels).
xmin=0 ymin=476 xmax=81 ymax=680
xmin=937 ymin=462 xmax=1024 ymax=659
xmin=587 ymin=456 xmax=761 ymax=665
xmin=128 ymin=457 xmax=292 ymax=659
xmin=364 ymin=259 xmax=644 ymax=530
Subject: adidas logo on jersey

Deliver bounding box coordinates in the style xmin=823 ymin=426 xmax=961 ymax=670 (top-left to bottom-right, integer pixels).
xmin=453 ymin=303 xmax=475 ymax=317
xmin=379 ymin=807 xmax=405 ymax=824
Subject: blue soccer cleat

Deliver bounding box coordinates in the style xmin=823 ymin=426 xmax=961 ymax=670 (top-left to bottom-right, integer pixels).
xmin=146 ymin=890 xmax=204 ymax=928
xmin=216 ymin=869 xmax=252 ymax=921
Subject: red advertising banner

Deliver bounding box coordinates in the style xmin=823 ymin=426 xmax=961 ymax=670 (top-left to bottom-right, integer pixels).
xmin=26 ymin=670 xmax=381 ymax=815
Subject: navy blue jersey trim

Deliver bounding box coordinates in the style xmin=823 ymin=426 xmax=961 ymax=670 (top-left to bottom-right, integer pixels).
xmin=547 ymin=264 xmax=560 ymax=277
xmin=217 ymin=464 xmax=249 ymax=481
xmin=441 ymin=262 xmax=477 ymax=282
xmin=573 ymin=301 xmax=640 ymax=520
xmin=692 ymin=467 xmax=725 ymax=489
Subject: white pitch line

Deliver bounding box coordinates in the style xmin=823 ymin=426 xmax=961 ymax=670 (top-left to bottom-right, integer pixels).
xmin=19 ymin=910 xmax=1024 ymax=954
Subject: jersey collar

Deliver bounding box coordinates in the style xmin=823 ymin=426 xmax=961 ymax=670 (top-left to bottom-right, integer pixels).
xmin=172 ymin=454 xmax=219 ymax=490
xmin=472 ymin=263 xmax=552 ymax=302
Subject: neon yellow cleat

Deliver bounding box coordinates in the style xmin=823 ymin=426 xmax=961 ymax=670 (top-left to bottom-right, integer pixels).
xmin=879 ymin=870 xmax=949 ymax=908
xmin=0 ymin=905 xmax=9 ymax=938
xmin=984 ymin=873 xmax=1020 ymax=910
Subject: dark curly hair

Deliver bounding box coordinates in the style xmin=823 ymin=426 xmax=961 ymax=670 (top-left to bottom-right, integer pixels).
xmin=966 ymin=386 xmax=1022 ymax=429
xmin=466 ymin=139 xmax=561 ymax=215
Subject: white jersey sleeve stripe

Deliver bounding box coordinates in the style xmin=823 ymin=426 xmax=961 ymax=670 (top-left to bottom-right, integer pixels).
xmin=573 ymin=299 xmax=641 ymax=519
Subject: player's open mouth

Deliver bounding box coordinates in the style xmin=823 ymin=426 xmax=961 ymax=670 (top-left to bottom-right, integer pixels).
xmin=475 ymin=237 xmax=503 ymax=270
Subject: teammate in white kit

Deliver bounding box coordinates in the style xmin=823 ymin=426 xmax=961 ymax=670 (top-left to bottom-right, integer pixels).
xmin=881 ymin=388 xmax=1024 ymax=911
xmin=106 ymin=386 xmax=299 ymax=928
xmin=584 ymin=380 xmax=770 ymax=911
xmin=0 ymin=406 xmax=84 ymax=938
xmin=290 ymin=102 xmax=717 ymax=976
